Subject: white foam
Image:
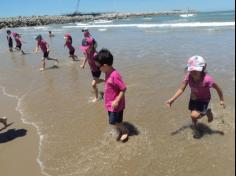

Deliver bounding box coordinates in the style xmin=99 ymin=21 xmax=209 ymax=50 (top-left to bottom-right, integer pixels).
xmin=98 ymin=28 xmax=108 ymax=32
xmin=93 ymin=19 xmax=113 ymax=24
xmin=62 ymin=22 xmax=235 ymax=29
xmin=180 ymin=14 xmax=195 ymax=18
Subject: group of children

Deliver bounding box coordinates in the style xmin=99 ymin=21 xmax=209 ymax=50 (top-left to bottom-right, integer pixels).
xmin=2 ymin=28 xmax=226 ymax=140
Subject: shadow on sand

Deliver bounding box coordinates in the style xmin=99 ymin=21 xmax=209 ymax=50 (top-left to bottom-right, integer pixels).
xmin=123 ymin=121 xmax=140 ymax=136
xmin=45 ymin=65 xmax=59 ymax=70
xmin=0 ymin=128 xmax=27 ymax=143
xmin=171 ymin=122 xmax=224 ymax=139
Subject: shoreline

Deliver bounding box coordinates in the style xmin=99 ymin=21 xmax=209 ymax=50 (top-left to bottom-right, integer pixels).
xmin=0 ymin=86 xmax=44 ymax=176
xmin=0 ymin=11 xmax=196 ymax=29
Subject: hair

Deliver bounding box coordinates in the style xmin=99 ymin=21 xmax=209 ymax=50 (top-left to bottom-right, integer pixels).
xmin=95 ymin=48 xmax=113 ymax=66
xmin=6 ymin=30 xmax=11 ymax=34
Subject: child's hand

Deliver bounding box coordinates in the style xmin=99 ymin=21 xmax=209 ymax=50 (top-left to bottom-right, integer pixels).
xmin=165 ymin=100 xmax=173 ymax=108
xmin=112 ymin=100 xmax=119 ymax=109
xmin=220 ymin=101 xmax=226 ymax=109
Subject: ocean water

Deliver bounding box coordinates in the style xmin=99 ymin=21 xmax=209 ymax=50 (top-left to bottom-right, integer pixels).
xmin=0 ymin=11 xmax=235 ymax=176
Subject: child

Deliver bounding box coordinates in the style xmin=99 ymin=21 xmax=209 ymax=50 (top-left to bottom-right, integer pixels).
xmin=6 ymin=30 xmax=13 ymax=52
xmin=35 ymin=34 xmax=59 ymax=71
xmin=165 ymin=55 xmax=225 ymax=138
xmin=12 ymin=32 xmax=25 ymax=54
xmin=0 ymin=117 xmax=7 ymax=127
xmin=94 ymin=48 xmax=128 ymax=142
xmin=48 ymin=31 xmax=55 ymax=37
xmin=80 ymin=36 xmax=103 ymax=102
xmin=64 ymin=34 xmax=79 ymax=61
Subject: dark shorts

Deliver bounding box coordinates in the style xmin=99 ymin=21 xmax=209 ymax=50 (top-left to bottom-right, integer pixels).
xmin=108 ymin=111 xmax=124 ymax=125
xmin=8 ymin=41 xmax=13 ymax=48
xmin=188 ymin=99 xmax=209 ymax=114
xmin=43 ymin=52 xmax=49 ymax=58
xmin=91 ymin=71 xmax=101 ymax=78
xmin=69 ymin=49 xmax=75 ymax=55
xmin=16 ymin=44 xmax=22 ymax=50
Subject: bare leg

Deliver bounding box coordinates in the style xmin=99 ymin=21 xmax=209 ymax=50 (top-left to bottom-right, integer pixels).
xmin=91 ymin=78 xmax=104 ymax=102
xmin=91 ymin=80 xmax=99 ymax=102
xmin=206 ymin=109 xmax=214 ymax=123
xmin=71 ymin=55 xmax=79 ymax=61
xmin=47 ymin=57 xmax=59 ymax=64
xmin=191 ymin=111 xmax=203 ymax=139
xmin=40 ymin=58 xmax=46 ymax=71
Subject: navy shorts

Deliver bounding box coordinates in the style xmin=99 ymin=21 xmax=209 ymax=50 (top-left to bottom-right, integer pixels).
xmin=188 ymin=99 xmax=209 ymax=114
xmin=108 ymin=111 xmax=124 ymax=125
xmin=16 ymin=44 xmax=22 ymax=50
xmin=69 ymin=49 xmax=75 ymax=55
xmin=43 ymin=52 xmax=49 ymax=58
xmin=8 ymin=41 xmax=13 ymax=48
xmin=91 ymin=71 xmax=101 ymax=78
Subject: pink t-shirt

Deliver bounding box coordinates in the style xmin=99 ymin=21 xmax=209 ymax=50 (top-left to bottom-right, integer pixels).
xmin=86 ymin=51 xmax=99 ymax=72
xmin=183 ymin=73 xmax=215 ymax=102
xmin=65 ymin=39 xmax=74 ymax=51
xmin=15 ymin=36 xmax=21 ymax=45
xmin=104 ymin=69 xmax=126 ymax=112
xmin=37 ymin=40 xmax=48 ymax=53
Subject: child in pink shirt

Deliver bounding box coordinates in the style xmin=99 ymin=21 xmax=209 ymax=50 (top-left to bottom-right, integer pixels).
xmin=166 ymin=55 xmax=225 ymax=139
xmin=12 ymin=32 xmax=25 ymax=54
xmin=35 ymin=34 xmax=59 ymax=71
xmin=64 ymin=34 xmax=79 ymax=61
xmin=95 ymin=48 xmax=128 ymax=142
xmin=80 ymin=35 xmax=103 ymax=102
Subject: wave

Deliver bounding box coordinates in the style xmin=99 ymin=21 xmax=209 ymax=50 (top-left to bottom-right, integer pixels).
xmin=180 ymin=14 xmax=195 ymax=18
xmin=92 ymin=19 xmax=113 ymax=24
xmin=62 ymin=22 xmax=235 ymax=29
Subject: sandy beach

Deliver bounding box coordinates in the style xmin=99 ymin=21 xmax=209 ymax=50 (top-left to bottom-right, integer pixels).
xmin=0 ymin=10 xmax=235 ymax=176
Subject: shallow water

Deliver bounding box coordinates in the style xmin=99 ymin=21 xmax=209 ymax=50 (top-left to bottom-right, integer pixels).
xmin=0 ymin=11 xmax=235 ymax=176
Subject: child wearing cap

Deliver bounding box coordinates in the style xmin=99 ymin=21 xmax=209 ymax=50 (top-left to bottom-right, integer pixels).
xmin=80 ymin=36 xmax=103 ymax=102
xmin=12 ymin=32 xmax=25 ymax=55
xmin=6 ymin=30 xmax=13 ymax=52
xmin=35 ymin=35 xmax=59 ymax=71
xmin=94 ymin=49 xmax=128 ymax=142
xmin=64 ymin=34 xmax=79 ymax=61
xmin=165 ymin=55 xmax=225 ymax=139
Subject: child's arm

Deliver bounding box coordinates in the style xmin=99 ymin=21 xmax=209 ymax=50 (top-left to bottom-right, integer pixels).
xmin=165 ymin=82 xmax=188 ymax=107
xmin=212 ymin=83 xmax=226 ymax=108
xmin=112 ymin=90 xmax=126 ymax=109
xmin=35 ymin=43 xmax=39 ymax=53
xmin=46 ymin=43 xmax=50 ymax=52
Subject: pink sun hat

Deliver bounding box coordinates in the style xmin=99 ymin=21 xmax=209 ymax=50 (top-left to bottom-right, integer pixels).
xmin=187 ymin=55 xmax=206 ymax=72
xmin=79 ymin=37 xmax=95 ymax=53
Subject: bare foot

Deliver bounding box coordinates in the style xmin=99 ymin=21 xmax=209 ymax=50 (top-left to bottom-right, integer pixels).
xmin=206 ymin=109 xmax=214 ymax=123
xmin=120 ymin=134 xmax=128 ymax=142
xmin=0 ymin=117 xmax=7 ymax=127
xmin=40 ymin=68 xmax=45 ymax=71
xmin=91 ymin=97 xmax=99 ymax=103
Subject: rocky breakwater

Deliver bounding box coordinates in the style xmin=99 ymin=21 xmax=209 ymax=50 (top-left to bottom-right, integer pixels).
xmin=0 ymin=11 xmax=189 ymax=29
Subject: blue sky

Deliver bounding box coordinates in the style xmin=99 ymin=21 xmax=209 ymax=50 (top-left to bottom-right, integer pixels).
xmin=0 ymin=0 xmax=235 ymax=17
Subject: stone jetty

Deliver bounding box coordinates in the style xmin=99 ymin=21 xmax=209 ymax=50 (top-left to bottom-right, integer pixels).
xmin=0 ymin=11 xmax=193 ymax=29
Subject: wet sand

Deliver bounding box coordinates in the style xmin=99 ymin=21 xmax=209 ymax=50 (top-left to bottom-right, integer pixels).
xmin=0 ymin=89 xmax=43 ymax=176
xmin=0 ymin=20 xmax=235 ymax=175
